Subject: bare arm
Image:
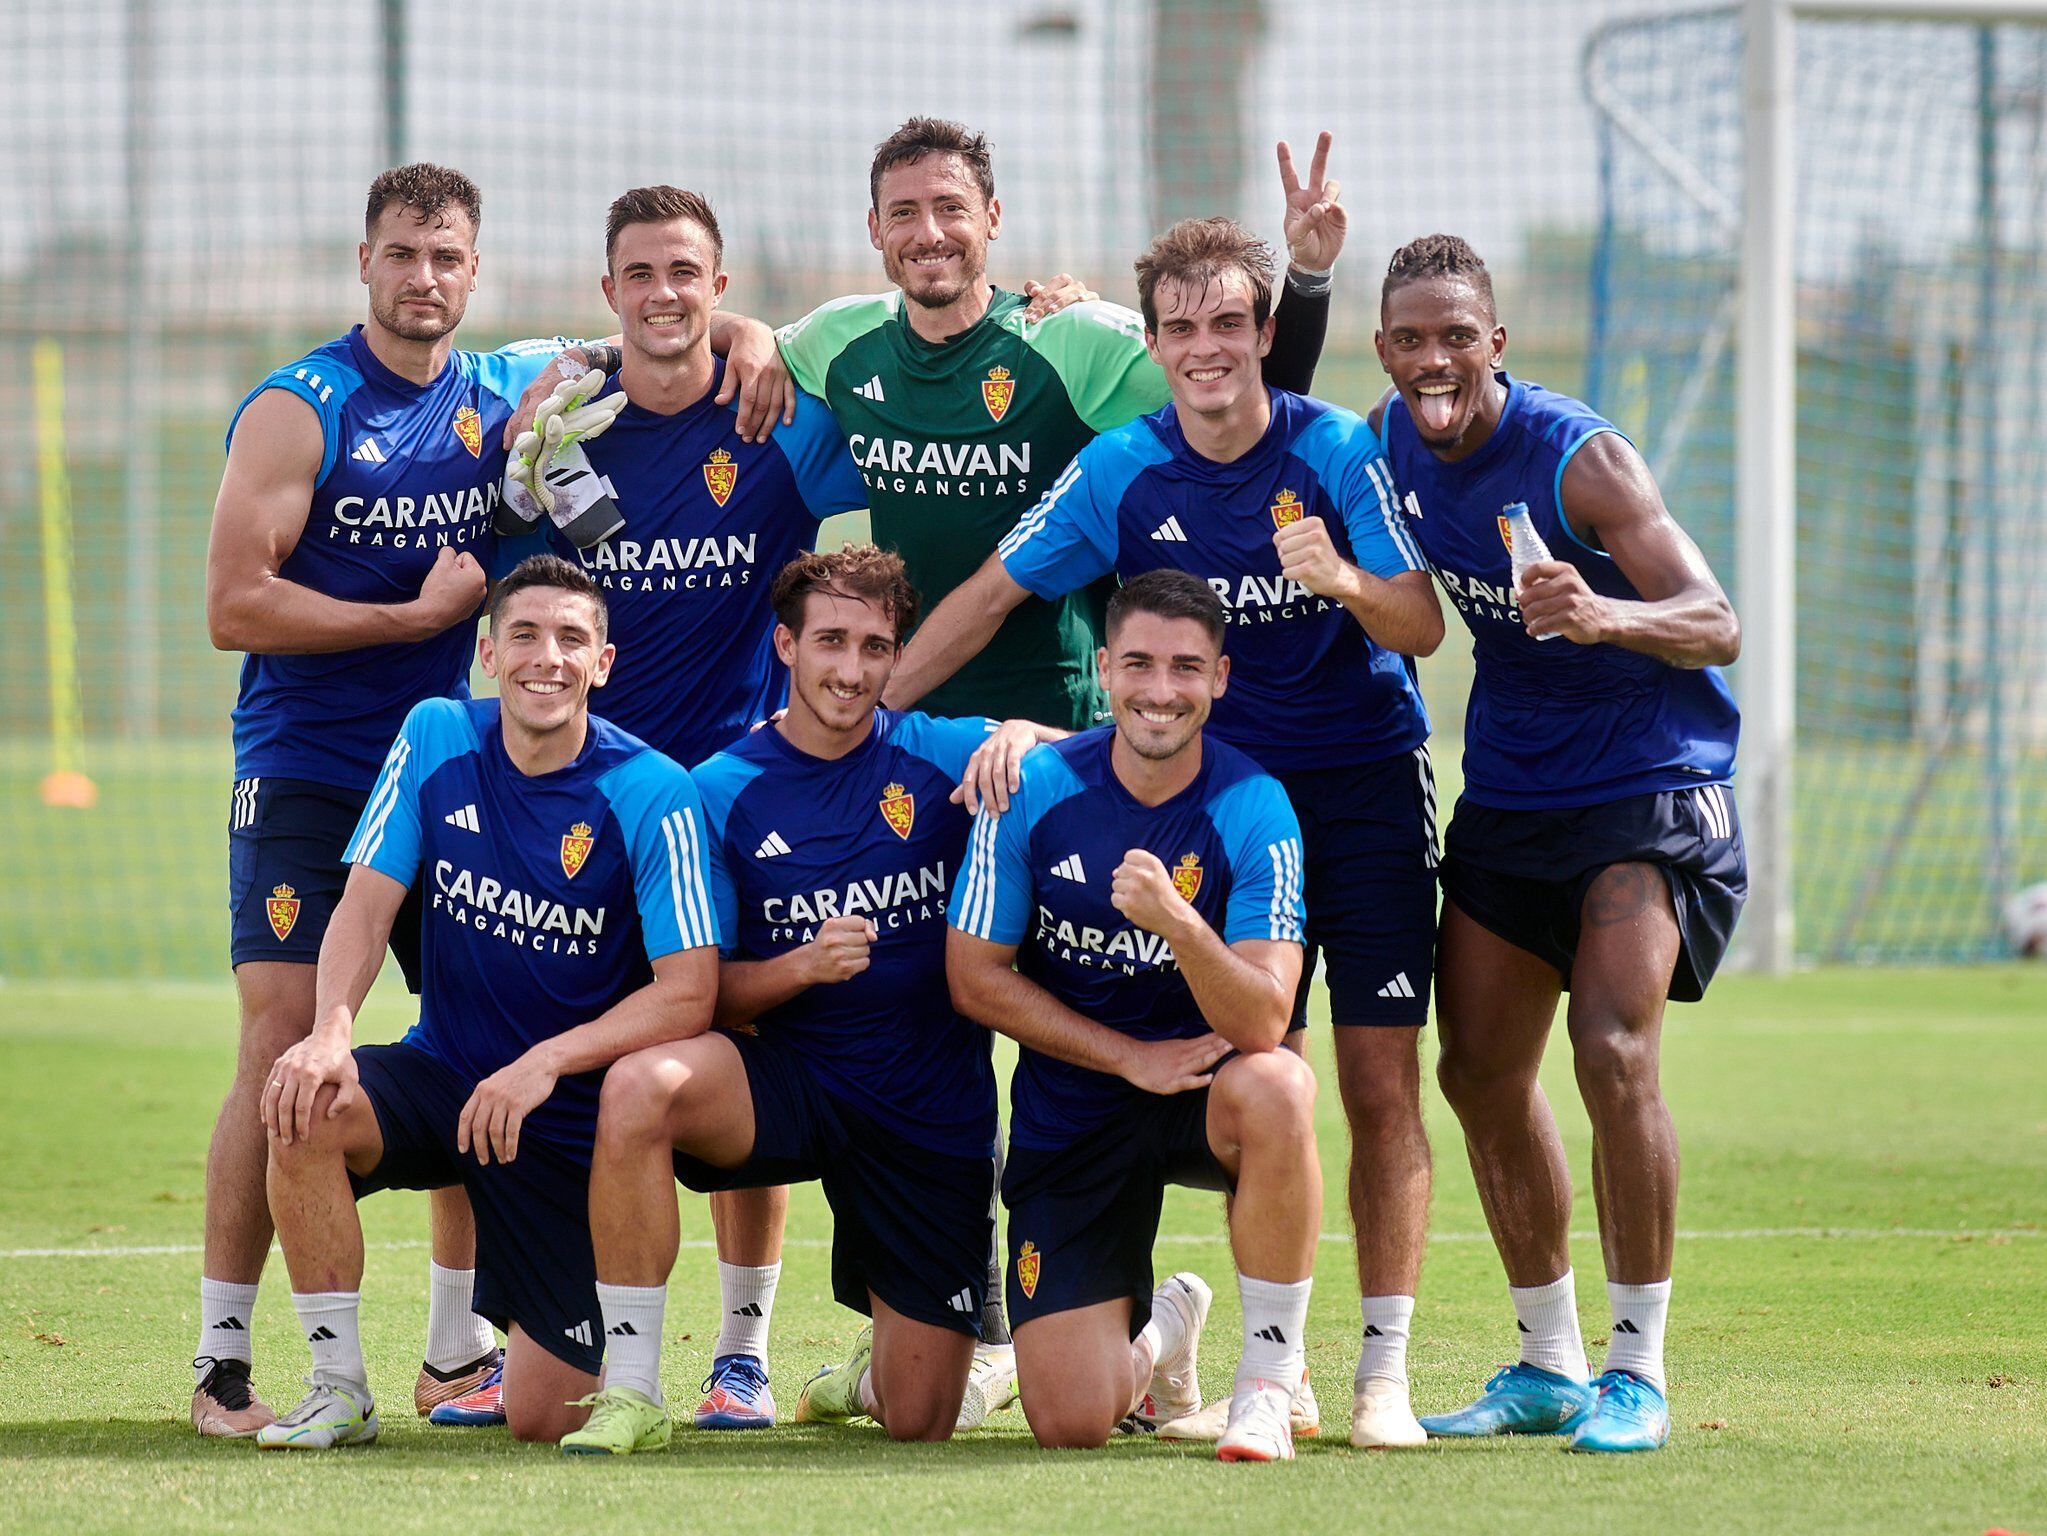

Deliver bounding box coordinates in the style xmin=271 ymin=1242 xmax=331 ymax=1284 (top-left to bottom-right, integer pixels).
xmin=205 ymin=390 xmax=483 ymax=654
xmin=947 ymin=929 xmax=1232 ymax=1095
xmin=880 ymin=554 xmax=1032 ymax=710
xmin=1522 ymin=433 xmax=1740 ymax=668
xmin=714 ymin=916 xmax=875 ymax=1028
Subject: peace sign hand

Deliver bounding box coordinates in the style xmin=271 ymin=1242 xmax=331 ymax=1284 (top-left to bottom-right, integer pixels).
xmin=1278 ymin=132 xmax=1346 ymax=274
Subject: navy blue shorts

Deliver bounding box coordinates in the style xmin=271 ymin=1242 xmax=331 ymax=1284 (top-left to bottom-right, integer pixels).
xmin=350 ymin=1041 xmax=602 ymax=1374
xmin=1440 ymin=783 xmax=1748 ymax=1003
xmin=673 ymin=1032 xmax=994 ymax=1337
xmin=1277 ymin=747 xmax=1441 ymax=1027
xmin=228 ymin=776 xmax=423 ymax=987
xmin=1002 ymin=1088 xmax=1227 ymax=1339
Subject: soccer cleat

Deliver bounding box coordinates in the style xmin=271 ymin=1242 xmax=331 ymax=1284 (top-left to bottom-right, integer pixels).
xmin=1418 ymin=1362 xmax=1597 ymax=1439
xmin=191 ymin=1356 xmax=275 ymax=1438
xmin=415 ymin=1347 xmax=503 ymax=1418
xmin=1128 ymin=1272 xmax=1212 ymax=1431
xmin=559 ymin=1387 xmax=672 ymax=1456
xmin=1564 ymin=1370 xmax=1670 ymax=1453
xmin=955 ymin=1342 xmax=1018 ymax=1431
xmin=794 ymin=1325 xmax=873 ymax=1425
xmin=1156 ymin=1364 xmax=1319 ymax=1441
xmin=1216 ymin=1379 xmax=1294 ymax=1463
xmin=426 ymin=1358 xmax=505 ymax=1426
xmin=694 ymin=1354 xmax=776 ymax=1430
xmin=254 ymin=1378 xmax=378 ymax=1449
xmin=1349 ymin=1381 xmax=1426 ymax=1449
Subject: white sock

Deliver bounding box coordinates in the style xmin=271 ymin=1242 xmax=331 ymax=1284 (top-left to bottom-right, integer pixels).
xmin=424 ymin=1262 xmax=496 ymax=1372
xmin=855 ymin=1365 xmax=880 ymax=1418
xmin=712 ymin=1261 xmax=779 ymax=1367
xmin=196 ymin=1277 xmax=259 ymax=1383
xmin=290 ymin=1290 xmax=366 ymax=1389
xmin=1510 ymin=1269 xmax=1589 ymax=1383
xmin=595 ymin=1282 xmax=668 ymax=1404
xmin=1603 ymin=1279 xmax=1672 ymax=1391
xmin=1236 ymin=1274 xmax=1311 ymax=1387
xmin=1356 ymin=1294 xmax=1414 ymax=1394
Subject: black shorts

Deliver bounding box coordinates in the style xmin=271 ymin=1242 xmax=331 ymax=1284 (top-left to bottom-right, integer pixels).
xmin=350 ymin=1041 xmax=601 ymax=1374
xmin=1440 ymin=783 xmax=1748 ymax=1003
xmin=673 ymin=1032 xmax=995 ymax=1337
xmin=228 ymin=776 xmax=423 ymax=987
xmin=1002 ymin=1089 xmax=1227 ymax=1338
xmin=1278 ymin=747 xmax=1441 ymax=1027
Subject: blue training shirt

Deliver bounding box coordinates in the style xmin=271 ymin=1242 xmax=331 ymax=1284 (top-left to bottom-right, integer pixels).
xmin=225 ymin=327 xmax=564 ymax=792
xmin=950 ymin=728 xmax=1304 ymax=1149
xmin=996 ymin=388 xmax=1429 ymax=773
xmin=344 ymin=697 xmax=719 ymax=1159
xmin=1381 ymin=372 xmax=1740 ymax=809
xmin=563 ymin=363 xmax=867 ymax=768
xmin=693 ymin=710 xmax=998 ymax=1157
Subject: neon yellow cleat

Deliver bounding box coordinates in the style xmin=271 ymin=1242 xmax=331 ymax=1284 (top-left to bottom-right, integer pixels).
xmin=794 ymin=1325 xmax=873 ymax=1425
xmin=559 ymin=1386 xmax=672 ymax=1456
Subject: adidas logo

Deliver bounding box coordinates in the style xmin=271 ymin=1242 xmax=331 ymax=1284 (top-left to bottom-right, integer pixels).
xmin=946 ymin=1289 xmax=975 ymax=1315
xmin=1362 ymin=1324 xmax=1384 ymax=1338
xmin=1150 ymin=516 xmax=1187 ymax=542
xmin=1517 ymin=1320 xmax=1532 ymax=1333
xmin=855 ymin=375 xmax=886 ymax=402
xmin=730 ymin=1302 xmax=763 ymax=1318
xmin=754 ymin=832 xmax=791 ymax=860
xmin=212 ymin=1317 xmax=247 ymax=1331
xmin=443 ymin=804 xmax=480 ymax=833
xmin=1252 ymin=1325 xmax=1288 ymax=1345
xmin=1613 ymin=1319 xmax=1641 ymax=1335
xmin=1051 ymin=853 xmax=1087 ymax=883
xmin=350 ymin=437 xmax=388 ymax=464
xmin=306 ymin=1326 xmax=338 ymax=1342
xmin=564 ymin=1320 xmax=594 ymax=1347
xmin=608 ymin=1321 xmax=638 ymax=1337
xmin=1376 ymin=972 xmax=1417 ymax=1000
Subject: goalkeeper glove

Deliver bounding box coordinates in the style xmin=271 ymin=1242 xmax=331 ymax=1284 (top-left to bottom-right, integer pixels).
xmin=495 ymin=367 xmax=630 ymax=540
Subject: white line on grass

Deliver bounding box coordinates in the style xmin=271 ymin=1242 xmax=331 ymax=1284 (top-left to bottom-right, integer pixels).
xmin=4 ymin=1225 xmax=2038 ymax=1261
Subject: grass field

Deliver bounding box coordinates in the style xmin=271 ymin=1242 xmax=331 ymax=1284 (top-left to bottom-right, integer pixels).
xmin=1 ymin=967 xmax=2042 ymax=1534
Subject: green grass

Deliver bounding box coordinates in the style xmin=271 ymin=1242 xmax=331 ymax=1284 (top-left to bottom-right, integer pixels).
xmin=0 ymin=968 xmax=2042 ymax=1533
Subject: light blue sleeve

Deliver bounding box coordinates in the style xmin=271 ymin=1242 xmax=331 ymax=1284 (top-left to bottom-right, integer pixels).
xmin=774 ymin=387 xmax=868 ymax=521
xmin=599 ymin=749 xmax=721 ymax=960
xmin=994 ymin=435 xmax=1132 ymax=600
xmin=890 ymin=711 xmax=998 ymax=781
xmin=690 ymin=753 xmax=766 ymax=958
xmin=464 ymin=337 xmax=575 ymax=408
xmin=226 ymin=353 xmax=363 ymax=488
xmin=950 ymin=746 xmax=1086 ymax=944
xmin=1295 ymin=405 xmax=1425 ymax=578
xmin=343 ymin=699 xmax=477 ymax=885
xmin=1210 ymin=774 xmax=1306 ymax=946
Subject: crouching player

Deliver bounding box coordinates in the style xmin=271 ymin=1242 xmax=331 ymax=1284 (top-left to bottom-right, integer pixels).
xmin=562 ymin=545 xmax=1057 ymax=1453
xmin=256 ymin=556 xmax=720 ymax=1446
xmin=948 ymin=570 xmax=1321 ymax=1461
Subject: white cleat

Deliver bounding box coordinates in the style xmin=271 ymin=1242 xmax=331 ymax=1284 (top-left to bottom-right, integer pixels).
xmin=955 ymin=1342 xmax=1019 ymax=1431
xmin=1216 ymin=1378 xmax=1294 ymax=1463
xmin=1158 ymin=1363 xmax=1319 ymax=1440
xmin=1350 ymin=1381 xmax=1427 ymax=1448
xmin=1131 ymin=1272 xmax=1211 ymax=1430
xmin=255 ymin=1378 xmax=379 ymax=1449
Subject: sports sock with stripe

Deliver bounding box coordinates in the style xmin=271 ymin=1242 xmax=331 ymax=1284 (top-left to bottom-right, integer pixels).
xmin=1355 ymin=1293 xmax=1414 ymax=1393
xmin=424 ymin=1261 xmax=496 ymax=1372
xmin=1602 ymin=1278 xmax=1671 ymax=1391
xmin=196 ymin=1277 xmax=259 ymax=1385
xmin=1236 ymin=1274 xmax=1311 ymax=1387
xmin=712 ymin=1261 xmax=779 ymax=1368
xmin=1510 ymin=1269 xmax=1589 ymax=1382
xmin=595 ymin=1281 xmax=668 ymax=1404
xmin=290 ymin=1290 xmax=367 ymax=1390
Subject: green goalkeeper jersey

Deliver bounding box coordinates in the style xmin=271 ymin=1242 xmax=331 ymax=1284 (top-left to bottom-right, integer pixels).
xmin=777 ymin=287 xmax=1169 ymax=728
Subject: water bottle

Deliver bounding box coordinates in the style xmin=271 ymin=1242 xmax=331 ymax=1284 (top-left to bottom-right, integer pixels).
xmin=1503 ymin=502 xmax=1559 ymax=642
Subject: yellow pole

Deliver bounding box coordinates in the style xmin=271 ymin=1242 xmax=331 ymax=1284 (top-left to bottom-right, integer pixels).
xmin=35 ymin=338 xmax=96 ymax=809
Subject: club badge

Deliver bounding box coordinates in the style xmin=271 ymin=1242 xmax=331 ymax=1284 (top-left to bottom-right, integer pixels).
xmin=879 ymin=782 xmax=915 ymax=841
xmin=1017 ymin=1240 xmax=1041 ymax=1299
xmin=1270 ymin=488 xmax=1304 ymax=528
xmin=266 ymin=883 xmax=301 ymax=941
xmin=1171 ymin=854 xmax=1204 ymax=902
xmin=561 ymin=821 xmax=594 ymax=879
xmin=982 ymin=365 xmax=1016 ymax=423
xmin=1497 ymin=515 xmax=1515 ymax=552
xmin=452 ymin=405 xmax=483 ymax=458
xmin=702 ymin=447 xmax=738 ymax=507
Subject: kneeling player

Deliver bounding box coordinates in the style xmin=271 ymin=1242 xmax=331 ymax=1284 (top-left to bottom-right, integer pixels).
xmin=563 ymin=545 xmax=1056 ymax=1453
xmin=948 ymin=570 xmax=1320 ymax=1462
xmin=256 ymin=557 xmax=719 ymax=1446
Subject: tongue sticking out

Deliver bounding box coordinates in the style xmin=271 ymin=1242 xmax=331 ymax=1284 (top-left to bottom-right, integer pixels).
xmin=1413 ymin=387 xmax=1460 ymax=436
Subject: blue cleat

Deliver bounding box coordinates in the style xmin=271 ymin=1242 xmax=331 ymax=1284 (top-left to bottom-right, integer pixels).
xmin=694 ymin=1354 xmax=776 ymax=1430
xmin=1419 ymin=1363 xmax=1597 ymax=1438
xmin=425 ymin=1357 xmax=505 ymax=1426
xmin=1565 ymin=1370 xmax=1669 ymax=1453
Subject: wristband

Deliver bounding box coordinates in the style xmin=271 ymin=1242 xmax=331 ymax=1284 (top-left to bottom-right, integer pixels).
xmin=1286 ymin=264 xmax=1334 ymax=298
xmin=573 ymin=342 xmax=623 ymax=375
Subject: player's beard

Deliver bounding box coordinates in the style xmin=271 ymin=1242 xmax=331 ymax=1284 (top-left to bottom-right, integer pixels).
xmin=373 ymin=289 xmax=465 ymax=344
xmin=887 ymin=242 xmax=985 ymax=311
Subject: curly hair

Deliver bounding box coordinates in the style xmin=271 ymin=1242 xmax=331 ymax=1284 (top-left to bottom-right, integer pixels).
xmin=365 ymin=163 xmax=481 ymax=238
xmin=770 ymin=543 xmax=922 ymax=643
xmin=1382 ymin=233 xmax=1495 ymax=319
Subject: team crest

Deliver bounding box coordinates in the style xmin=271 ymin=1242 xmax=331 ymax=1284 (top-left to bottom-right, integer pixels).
xmin=702 ymin=448 xmax=738 ymax=507
xmin=1016 ymin=1240 xmax=1041 ymax=1299
xmin=266 ymin=884 xmax=301 ymax=942
xmin=452 ymin=405 xmax=483 ymax=458
xmin=561 ymin=821 xmax=595 ymax=879
xmin=879 ymin=782 xmax=915 ymax=841
xmin=1270 ymin=488 xmax=1304 ymax=528
xmin=1497 ymin=515 xmax=1515 ymax=553
xmin=981 ymin=365 xmax=1016 ymax=423
xmin=1171 ymin=854 xmax=1204 ymax=902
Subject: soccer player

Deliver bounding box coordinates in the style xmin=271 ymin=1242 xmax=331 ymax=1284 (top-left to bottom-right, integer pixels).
xmin=198 ymin=164 xmax=577 ymax=1435
xmin=948 ymin=570 xmax=1322 ymax=1462
xmin=253 ymin=556 xmax=719 ymax=1447
xmin=559 ymin=545 xmax=1049 ymax=1453
xmin=887 ymin=218 xmax=1443 ymax=1446
xmin=1374 ymin=235 xmax=1744 ymax=1453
